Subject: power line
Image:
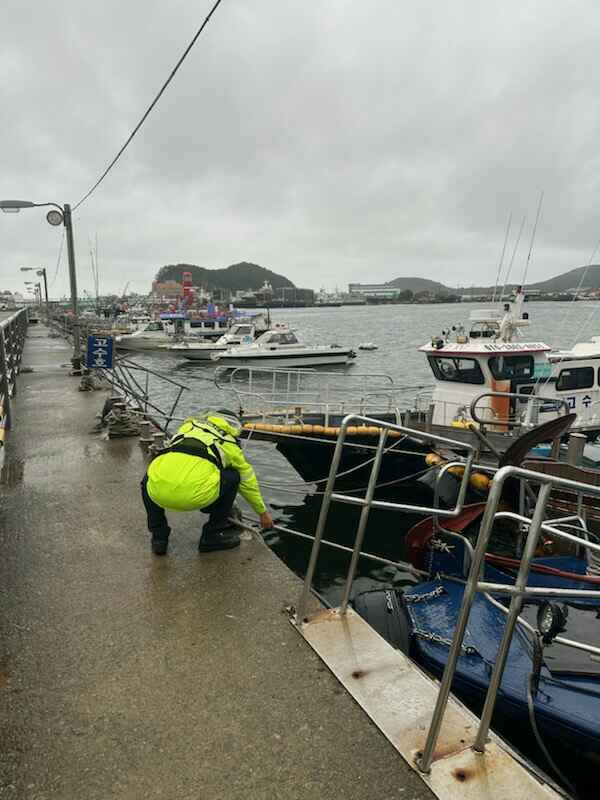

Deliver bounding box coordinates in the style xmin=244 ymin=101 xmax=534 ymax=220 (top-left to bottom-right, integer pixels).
xmin=49 ymin=230 xmax=65 ymax=288
xmin=73 ymin=0 xmax=225 ymax=212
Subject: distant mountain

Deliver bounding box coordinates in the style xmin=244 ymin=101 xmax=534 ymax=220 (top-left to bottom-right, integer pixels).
xmin=528 ymin=265 xmax=600 ymax=293
xmin=387 ymin=276 xmax=453 ymax=294
xmin=155 ymin=262 xmax=295 ymax=291
xmin=387 ymin=265 xmax=600 ymax=295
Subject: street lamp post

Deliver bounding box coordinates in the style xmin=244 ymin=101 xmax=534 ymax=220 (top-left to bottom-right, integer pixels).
xmin=1 ymin=200 xmax=81 ymax=372
xmin=21 ymin=266 xmax=49 ymax=321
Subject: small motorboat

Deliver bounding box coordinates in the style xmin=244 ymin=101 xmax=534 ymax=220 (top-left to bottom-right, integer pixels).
xmin=211 ymin=323 xmax=356 ymax=368
xmin=169 ymin=316 xmax=270 ymax=361
xmin=358 ymin=342 xmax=378 ymax=351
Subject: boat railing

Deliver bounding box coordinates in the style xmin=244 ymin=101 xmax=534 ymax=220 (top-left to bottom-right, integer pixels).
xmin=215 ymin=365 xmax=431 ymax=423
xmin=470 ymin=391 xmax=570 ymax=431
xmin=0 ymin=308 xmax=29 ymax=459
xmin=294 ymin=415 xmax=600 ymax=782
xmin=239 ymin=389 xmax=405 ymax=426
xmin=417 ymin=464 xmax=600 ymax=774
xmin=295 ymin=415 xmax=477 ymax=625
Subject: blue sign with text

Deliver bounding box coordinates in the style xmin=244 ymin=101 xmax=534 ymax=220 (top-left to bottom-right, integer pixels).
xmin=86 ymin=335 xmax=114 ymax=369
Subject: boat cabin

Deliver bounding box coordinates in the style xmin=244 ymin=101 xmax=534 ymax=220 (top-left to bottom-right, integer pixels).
xmin=250 ymin=325 xmax=300 ymax=349
xmin=159 ymin=313 xmax=230 ymax=339
xmin=420 ymin=304 xmax=600 ymax=434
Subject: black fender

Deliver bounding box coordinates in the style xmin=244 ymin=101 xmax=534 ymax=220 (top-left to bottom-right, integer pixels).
xmin=353 ymin=589 xmax=411 ymax=654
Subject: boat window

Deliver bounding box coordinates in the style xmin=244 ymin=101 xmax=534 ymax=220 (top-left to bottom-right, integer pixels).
xmin=428 ymin=356 xmax=484 ymax=385
xmin=235 ymin=326 xmax=252 ymax=335
xmin=145 ymin=322 xmax=163 ymax=331
xmin=488 ymin=355 xmax=534 ymax=380
xmin=556 ymin=366 xmax=594 ymax=391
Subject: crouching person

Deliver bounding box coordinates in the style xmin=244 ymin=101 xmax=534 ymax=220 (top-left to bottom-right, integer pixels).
xmin=141 ymin=410 xmax=273 ymax=555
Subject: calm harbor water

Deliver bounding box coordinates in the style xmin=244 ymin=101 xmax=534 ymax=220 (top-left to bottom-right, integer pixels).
xmin=135 ymin=300 xmax=600 ymax=601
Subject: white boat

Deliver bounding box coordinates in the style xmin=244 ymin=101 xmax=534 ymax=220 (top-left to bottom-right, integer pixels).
xmin=358 ymin=342 xmax=378 ymax=351
xmin=115 ymin=320 xmax=173 ymax=351
xmin=116 ymin=313 xmax=231 ymax=352
xmin=314 ymin=288 xmax=343 ymax=307
xmin=169 ymin=316 xmax=270 ymax=361
xmin=211 ymin=324 xmax=356 ymax=368
xmin=417 ymin=290 xmax=600 ymax=437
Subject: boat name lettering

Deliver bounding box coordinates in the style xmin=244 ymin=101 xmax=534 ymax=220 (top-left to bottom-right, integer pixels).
xmin=483 ymin=343 xmax=544 ymax=351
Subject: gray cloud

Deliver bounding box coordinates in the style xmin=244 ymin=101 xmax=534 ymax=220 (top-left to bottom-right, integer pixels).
xmin=2 ymin=0 xmax=600 ymax=297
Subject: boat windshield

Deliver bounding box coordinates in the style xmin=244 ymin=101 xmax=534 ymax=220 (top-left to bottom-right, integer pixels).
xmin=144 ymin=322 xmax=163 ymax=332
xmin=428 ymin=355 xmax=484 ymax=385
xmin=265 ymin=332 xmax=298 ymax=345
xmin=232 ymin=325 xmax=253 ymax=335
xmin=488 ymin=355 xmax=534 ymax=380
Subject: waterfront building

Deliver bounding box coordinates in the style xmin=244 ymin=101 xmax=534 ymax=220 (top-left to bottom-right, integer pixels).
xmin=347 ymin=283 xmax=399 ymax=300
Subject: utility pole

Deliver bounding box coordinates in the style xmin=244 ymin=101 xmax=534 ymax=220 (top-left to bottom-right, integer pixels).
xmin=63 ymin=203 xmax=81 ymax=371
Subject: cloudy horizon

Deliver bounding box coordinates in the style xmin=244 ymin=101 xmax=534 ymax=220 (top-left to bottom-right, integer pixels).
xmin=2 ymin=1 xmax=600 ymax=298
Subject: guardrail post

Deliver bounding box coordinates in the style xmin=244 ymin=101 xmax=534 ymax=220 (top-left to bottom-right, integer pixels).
xmin=339 ymin=428 xmax=388 ymax=613
xmin=566 ymin=433 xmax=586 ymax=466
xmin=473 ymin=481 xmax=553 ymax=751
xmin=417 ymin=469 xmax=508 ymax=773
xmin=295 ymin=419 xmax=351 ymax=624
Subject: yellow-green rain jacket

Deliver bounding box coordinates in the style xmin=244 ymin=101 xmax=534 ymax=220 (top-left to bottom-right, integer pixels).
xmin=146 ymin=416 xmax=266 ymax=514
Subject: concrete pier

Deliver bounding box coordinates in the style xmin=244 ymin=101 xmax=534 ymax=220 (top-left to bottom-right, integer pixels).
xmin=1 ymin=327 xmax=432 ymax=799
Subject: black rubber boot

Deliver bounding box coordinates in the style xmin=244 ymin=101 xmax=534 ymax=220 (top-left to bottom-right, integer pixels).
xmin=151 ymin=534 xmax=169 ymax=556
xmin=198 ymin=526 xmax=241 ymax=553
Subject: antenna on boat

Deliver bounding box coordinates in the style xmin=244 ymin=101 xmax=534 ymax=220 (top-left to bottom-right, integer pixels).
xmin=491 ymin=212 xmax=512 ymax=303
xmin=499 ymin=215 xmax=526 ymax=303
xmin=521 ymin=190 xmax=544 ymax=287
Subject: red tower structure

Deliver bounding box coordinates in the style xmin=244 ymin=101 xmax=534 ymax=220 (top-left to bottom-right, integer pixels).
xmin=182 ymin=271 xmax=195 ymax=308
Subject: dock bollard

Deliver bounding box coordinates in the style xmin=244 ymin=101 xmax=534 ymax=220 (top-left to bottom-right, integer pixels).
xmin=566 ymin=433 xmax=587 ymax=466
xmin=139 ymin=420 xmax=153 ymax=446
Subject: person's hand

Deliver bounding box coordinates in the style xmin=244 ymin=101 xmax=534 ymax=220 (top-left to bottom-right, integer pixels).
xmin=259 ymin=511 xmax=274 ymax=530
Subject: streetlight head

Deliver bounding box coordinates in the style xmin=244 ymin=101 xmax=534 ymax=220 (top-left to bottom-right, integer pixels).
xmin=46 ymin=209 xmax=63 ymax=226
xmin=0 ymin=200 xmax=36 ymax=213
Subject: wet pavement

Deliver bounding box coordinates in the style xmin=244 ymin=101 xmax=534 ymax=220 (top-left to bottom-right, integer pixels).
xmin=0 ymin=327 xmax=433 ymax=799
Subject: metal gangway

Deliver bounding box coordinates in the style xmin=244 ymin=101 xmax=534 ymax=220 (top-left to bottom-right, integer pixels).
xmin=289 ymin=414 xmax=600 ymax=799
xmin=0 ymin=308 xmax=28 ymax=460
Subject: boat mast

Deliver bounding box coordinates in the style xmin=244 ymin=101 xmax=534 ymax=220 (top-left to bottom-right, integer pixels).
xmin=521 ymin=190 xmax=544 ymax=287
xmin=491 ymin=212 xmax=512 ymax=303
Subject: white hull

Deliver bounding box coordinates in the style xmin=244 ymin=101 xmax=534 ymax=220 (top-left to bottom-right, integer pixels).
xmin=117 ymin=340 xmax=172 ymax=351
xmin=179 ymin=346 xmax=227 ymax=361
xmin=216 ymin=351 xmax=354 ymax=368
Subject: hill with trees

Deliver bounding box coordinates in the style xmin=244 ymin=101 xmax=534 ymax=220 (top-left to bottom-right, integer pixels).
xmin=387 ymin=276 xmax=450 ymax=294
xmin=528 ymin=265 xmax=600 ymax=293
xmin=155 ymin=262 xmax=295 ymax=290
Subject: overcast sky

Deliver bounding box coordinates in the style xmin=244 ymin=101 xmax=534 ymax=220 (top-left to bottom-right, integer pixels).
xmin=2 ymin=1 xmax=600 ymax=298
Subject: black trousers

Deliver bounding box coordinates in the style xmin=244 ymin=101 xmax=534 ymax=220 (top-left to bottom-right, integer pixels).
xmin=141 ymin=468 xmax=241 ymax=541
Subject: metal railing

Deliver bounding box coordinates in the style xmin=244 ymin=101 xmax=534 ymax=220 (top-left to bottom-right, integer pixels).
xmin=215 ymin=366 xmax=431 ymax=426
xmin=418 ymin=465 xmax=600 ymax=773
xmin=294 ymin=413 xmax=600 ymax=783
xmin=0 ymin=309 xmax=29 ymax=450
xmin=295 ymin=415 xmax=476 ymax=623
xmin=470 ymin=391 xmax=570 ymax=431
